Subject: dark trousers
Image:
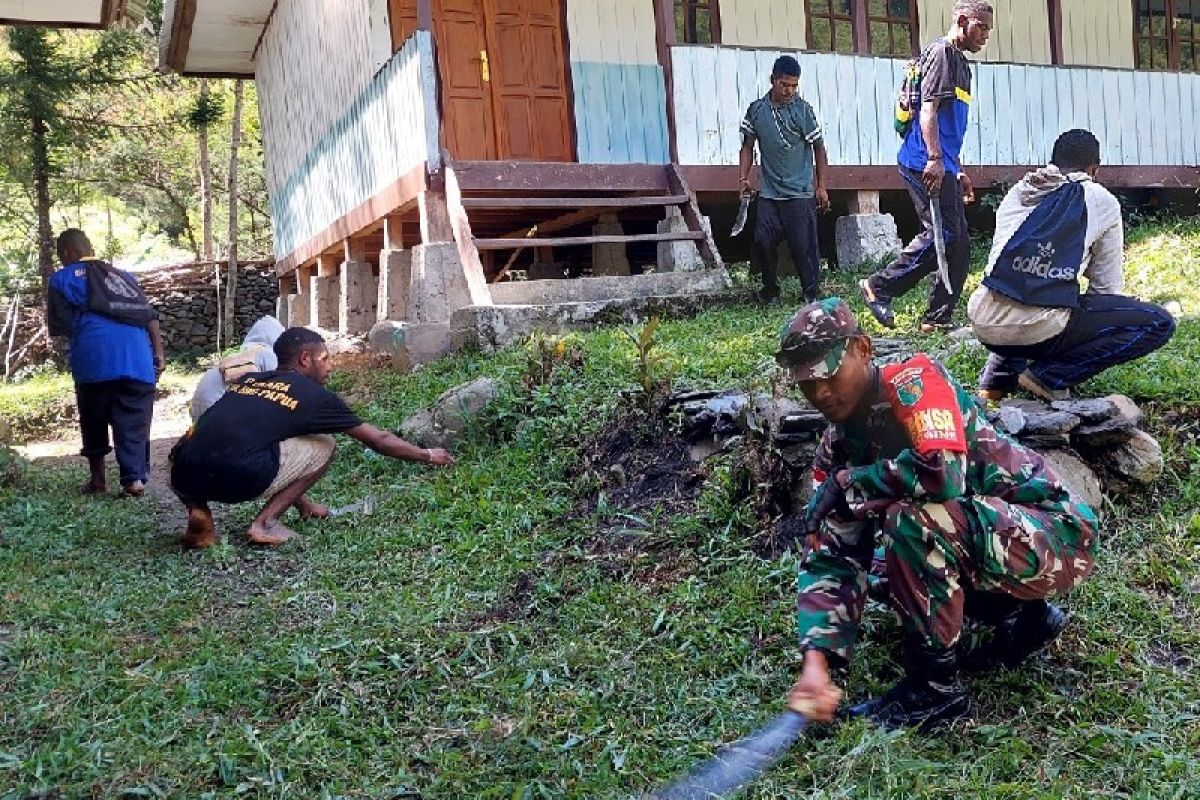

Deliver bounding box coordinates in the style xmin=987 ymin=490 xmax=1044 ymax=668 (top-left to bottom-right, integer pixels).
xmin=752 ymin=197 xmax=820 ymax=301
xmin=75 ymin=379 xmax=155 ymax=486
xmin=978 ymin=294 xmax=1176 ymax=391
xmin=866 ymin=167 xmax=970 ymax=325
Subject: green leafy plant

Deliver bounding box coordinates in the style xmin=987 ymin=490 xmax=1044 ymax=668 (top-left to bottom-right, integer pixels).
xmin=622 ymin=316 xmax=674 ymax=412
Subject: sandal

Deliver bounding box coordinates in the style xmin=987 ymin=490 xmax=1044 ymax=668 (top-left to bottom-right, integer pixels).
xmin=859 ymin=279 xmax=895 ymax=329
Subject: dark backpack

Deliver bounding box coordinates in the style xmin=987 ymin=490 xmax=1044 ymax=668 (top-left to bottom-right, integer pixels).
xmin=85 ymin=260 xmax=157 ymax=326
xmin=894 ymin=39 xmax=942 ymax=138
xmin=982 ymin=181 xmax=1089 ymax=309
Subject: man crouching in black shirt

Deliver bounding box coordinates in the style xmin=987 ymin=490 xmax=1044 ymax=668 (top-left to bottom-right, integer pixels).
xmin=170 ymin=327 xmax=454 ymax=548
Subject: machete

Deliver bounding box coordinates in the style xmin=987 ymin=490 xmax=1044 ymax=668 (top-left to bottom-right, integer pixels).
xmin=730 ymin=192 xmax=754 ymax=237
xmin=928 ymin=188 xmax=953 ymax=293
xmin=652 ymin=709 xmax=808 ymax=799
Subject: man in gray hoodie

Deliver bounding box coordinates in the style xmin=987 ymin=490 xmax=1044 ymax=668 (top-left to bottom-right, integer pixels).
xmin=968 ymin=129 xmax=1175 ymax=401
xmin=190 ymin=316 xmax=286 ymax=420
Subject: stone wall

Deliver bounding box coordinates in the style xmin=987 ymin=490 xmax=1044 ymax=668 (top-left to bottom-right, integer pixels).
xmin=144 ymin=264 xmax=279 ymax=355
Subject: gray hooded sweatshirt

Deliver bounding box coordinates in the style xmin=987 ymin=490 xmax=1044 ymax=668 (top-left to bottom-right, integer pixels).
xmin=189 ymin=315 xmax=286 ymax=421
xmin=968 ymin=164 xmax=1124 ymax=346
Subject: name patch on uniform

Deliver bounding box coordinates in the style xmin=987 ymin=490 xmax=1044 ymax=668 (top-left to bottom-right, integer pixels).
xmin=882 ymin=356 xmax=967 ymax=455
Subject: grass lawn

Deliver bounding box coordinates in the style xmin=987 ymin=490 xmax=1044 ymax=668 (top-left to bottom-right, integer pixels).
xmin=2 ymin=218 xmax=1199 ymax=798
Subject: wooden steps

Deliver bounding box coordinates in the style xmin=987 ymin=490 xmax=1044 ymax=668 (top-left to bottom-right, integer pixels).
xmin=475 ymin=231 xmax=704 ymax=250
xmin=447 ymin=159 xmax=723 ymax=281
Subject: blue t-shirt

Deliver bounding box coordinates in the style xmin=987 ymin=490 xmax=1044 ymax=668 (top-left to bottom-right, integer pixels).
xmin=897 ymin=38 xmax=972 ymax=176
xmin=48 ymin=260 xmax=156 ymax=385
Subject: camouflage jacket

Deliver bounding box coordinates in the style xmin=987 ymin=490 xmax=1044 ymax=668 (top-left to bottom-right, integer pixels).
xmin=795 ymin=354 xmax=1097 ymax=663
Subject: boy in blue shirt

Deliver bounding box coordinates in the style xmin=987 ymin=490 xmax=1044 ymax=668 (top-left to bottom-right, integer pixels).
xmin=47 ymin=229 xmax=164 ymax=496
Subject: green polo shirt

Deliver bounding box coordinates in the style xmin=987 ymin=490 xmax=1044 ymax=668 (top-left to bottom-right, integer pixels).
xmin=741 ymin=93 xmax=823 ymax=200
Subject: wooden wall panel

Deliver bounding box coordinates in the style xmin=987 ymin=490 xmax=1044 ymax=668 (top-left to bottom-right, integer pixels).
xmin=1060 ymin=0 xmax=1135 ymax=68
xmin=565 ymin=0 xmax=657 ymax=64
xmin=672 ymin=45 xmax=1200 ymax=169
xmin=918 ymin=0 xmax=1052 ymax=65
xmin=720 ymin=0 xmax=807 ymax=49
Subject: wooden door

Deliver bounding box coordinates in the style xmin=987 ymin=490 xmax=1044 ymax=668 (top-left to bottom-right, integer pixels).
xmin=482 ymin=0 xmax=574 ymax=161
xmin=435 ymin=0 xmax=498 ymax=160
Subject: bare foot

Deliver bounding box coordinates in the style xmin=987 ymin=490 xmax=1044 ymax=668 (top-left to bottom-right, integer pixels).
xmin=247 ymin=519 xmax=298 ymax=545
xmin=80 ymin=480 xmax=108 ymax=495
xmin=183 ymin=507 xmax=218 ymax=549
xmin=294 ymin=496 xmax=330 ymax=519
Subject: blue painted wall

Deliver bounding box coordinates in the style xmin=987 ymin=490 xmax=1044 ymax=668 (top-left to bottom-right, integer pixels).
xmin=570 ymin=61 xmax=670 ymax=165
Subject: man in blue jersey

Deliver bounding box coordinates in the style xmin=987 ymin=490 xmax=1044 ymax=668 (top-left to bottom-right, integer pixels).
xmin=47 ymin=229 xmax=165 ymax=496
xmin=859 ymin=1 xmax=993 ymax=333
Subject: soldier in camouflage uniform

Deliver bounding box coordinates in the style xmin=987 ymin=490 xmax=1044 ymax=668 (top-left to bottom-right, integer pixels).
xmin=779 ymin=297 xmax=1099 ymax=728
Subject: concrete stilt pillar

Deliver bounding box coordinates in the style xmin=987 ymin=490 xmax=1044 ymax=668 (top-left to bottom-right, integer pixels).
xmin=377 ymin=248 xmax=413 ymax=321
xmin=339 ymin=260 xmax=377 ymax=334
xmin=288 ymin=293 xmax=311 ymax=328
xmin=409 ymin=242 xmax=481 ymax=324
xmin=592 ymin=213 xmax=630 ymax=276
xmin=836 ymin=190 xmax=901 ymax=268
xmin=310 ymin=273 xmax=338 ymax=330
xmin=657 ymin=206 xmax=709 ymax=272
xmin=276 ymin=294 xmax=291 ymax=325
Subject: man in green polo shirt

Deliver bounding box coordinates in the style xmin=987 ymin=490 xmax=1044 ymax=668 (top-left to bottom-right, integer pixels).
xmin=738 ymin=54 xmax=830 ymax=304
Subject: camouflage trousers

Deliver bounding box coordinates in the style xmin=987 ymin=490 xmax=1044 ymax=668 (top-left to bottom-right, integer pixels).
xmin=797 ymin=494 xmax=1098 ymax=660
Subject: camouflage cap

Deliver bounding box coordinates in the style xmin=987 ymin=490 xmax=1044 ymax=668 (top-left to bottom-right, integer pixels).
xmin=775 ymin=297 xmax=861 ymax=379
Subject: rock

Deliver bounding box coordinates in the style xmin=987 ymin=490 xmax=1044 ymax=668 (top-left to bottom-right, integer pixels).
xmin=1106 ymin=429 xmax=1164 ymax=489
xmin=398 ymin=409 xmax=439 ymax=447
xmin=834 ymin=213 xmax=901 ymax=267
xmin=1021 ymin=433 xmax=1073 ymax=449
xmin=1040 ymin=449 xmax=1103 ymax=510
xmin=368 ymin=320 xmax=455 ymax=372
xmin=778 ymin=409 xmax=828 ymax=435
xmin=1050 ymin=398 xmax=1115 ymax=424
xmin=1022 ymin=410 xmax=1080 ymax=436
xmin=435 ymin=376 xmax=501 ymax=437
xmin=947 ymin=326 xmax=976 ymax=342
xmin=1073 ymin=394 xmax=1141 ymax=447
xmin=993 ymin=405 xmax=1027 ymax=436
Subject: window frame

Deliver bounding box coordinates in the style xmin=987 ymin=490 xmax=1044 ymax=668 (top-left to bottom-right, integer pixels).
xmin=674 ymin=0 xmax=722 ymax=45
xmin=1133 ymin=0 xmax=1200 ymax=72
xmin=805 ymin=0 xmax=920 ymax=57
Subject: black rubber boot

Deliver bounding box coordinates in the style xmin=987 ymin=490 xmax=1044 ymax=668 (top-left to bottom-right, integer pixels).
xmin=847 ymin=638 xmax=972 ymax=730
xmin=961 ymin=598 xmax=1068 ymax=672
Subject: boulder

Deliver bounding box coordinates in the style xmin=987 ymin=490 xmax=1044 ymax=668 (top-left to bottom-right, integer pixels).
xmin=400 ymin=376 xmax=502 ymax=448
xmin=1106 ymin=429 xmax=1164 ymax=488
xmin=1040 ymin=449 xmax=1103 ymax=510
xmin=1072 ymin=393 xmax=1142 ymax=447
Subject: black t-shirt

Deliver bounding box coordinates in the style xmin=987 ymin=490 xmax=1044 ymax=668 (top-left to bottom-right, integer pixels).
xmin=170 ymin=370 xmax=363 ymax=503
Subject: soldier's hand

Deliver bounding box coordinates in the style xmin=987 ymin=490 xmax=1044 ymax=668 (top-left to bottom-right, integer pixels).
xmin=789 ymin=650 xmax=843 ymax=723
xmin=804 ymin=472 xmax=851 ymax=533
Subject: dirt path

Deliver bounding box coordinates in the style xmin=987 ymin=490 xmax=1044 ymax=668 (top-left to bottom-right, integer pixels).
xmin=15 ymin=386 xmax=197 ymax=537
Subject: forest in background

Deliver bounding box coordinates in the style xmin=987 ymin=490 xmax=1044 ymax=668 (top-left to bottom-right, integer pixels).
xmin=0 ymin=1 xmax=270 ymax=301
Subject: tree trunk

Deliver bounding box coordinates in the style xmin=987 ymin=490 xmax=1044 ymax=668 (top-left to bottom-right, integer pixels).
xmin=198 ymin=78 xmax=214 ymax=262
xmin=32 ymin=111 xmax=54 ymax=299
xmin=223 ymin=80 xmax=245 ymax=345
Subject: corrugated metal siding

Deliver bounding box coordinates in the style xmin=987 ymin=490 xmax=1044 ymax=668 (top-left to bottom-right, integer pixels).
xmin=264 ymin=33 xmax=439 ymax=259
xmin=572 ymin=62 xmax=670 ymax=163
xmin=720 ymin=0 xmax=807 ymax=49
xmin=672 ymin=45 xmax=1200 ymax=168
xmin=1061 ymin=0 xmax=1135 ymax=68
xmin=256 ymin=0 xmax=378 ymax=196
xmin=918 ymin=0 xmax=1052 ymax=65
xmin=565 ymin=0 xmax=657 ymax=64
